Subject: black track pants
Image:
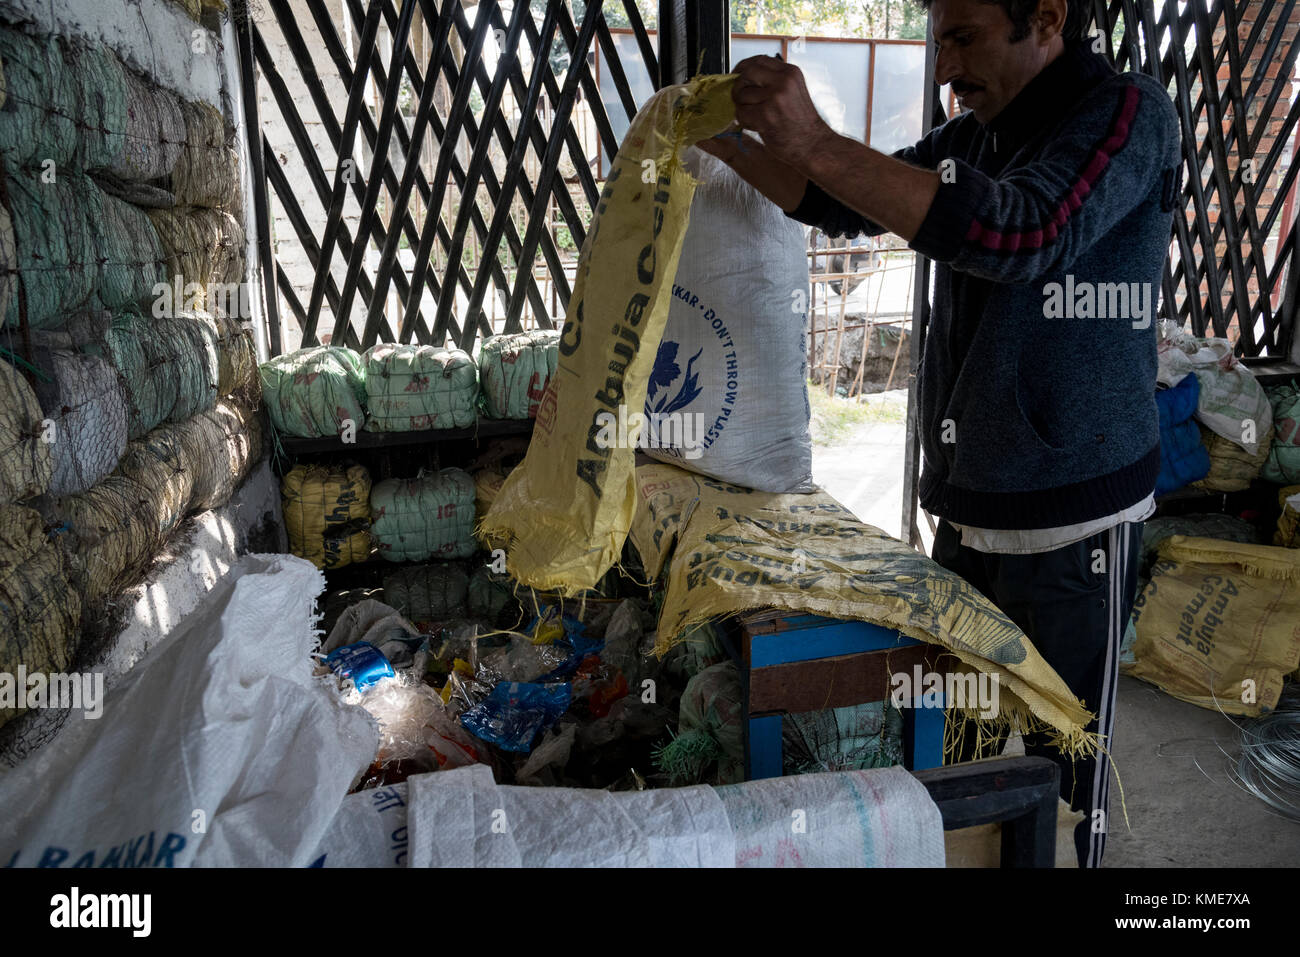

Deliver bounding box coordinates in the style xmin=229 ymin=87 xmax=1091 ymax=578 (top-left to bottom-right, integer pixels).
xmin=932 ymin=517 xmax=1143 ymax=868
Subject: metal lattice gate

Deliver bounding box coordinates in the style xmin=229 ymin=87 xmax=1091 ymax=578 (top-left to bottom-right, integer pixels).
xmin=240 ymin=0 xmax=660 ymax=355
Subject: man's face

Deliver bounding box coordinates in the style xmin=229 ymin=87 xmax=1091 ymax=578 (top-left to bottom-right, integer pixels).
xmin=931 ymin=0 xmax=1063 ymax=124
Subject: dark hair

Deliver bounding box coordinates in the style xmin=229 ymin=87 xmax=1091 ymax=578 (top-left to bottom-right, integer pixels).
xmin=912 ymin=0 xmax=1088 ymax=44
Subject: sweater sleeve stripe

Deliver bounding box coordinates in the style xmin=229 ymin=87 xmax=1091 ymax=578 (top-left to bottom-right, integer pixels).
xmin=963 ymin=84 xmax=1141 ymax=252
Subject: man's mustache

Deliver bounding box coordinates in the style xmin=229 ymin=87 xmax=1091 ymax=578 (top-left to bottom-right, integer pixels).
xmin=951 ymin=82 xmax=983 ymax=95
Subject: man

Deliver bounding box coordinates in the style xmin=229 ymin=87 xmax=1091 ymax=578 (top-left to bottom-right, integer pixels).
xmin=700 ymin=0 xmax=1182 ymax=867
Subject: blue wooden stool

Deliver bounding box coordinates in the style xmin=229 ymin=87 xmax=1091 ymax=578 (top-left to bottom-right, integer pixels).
xmin=731 ymin=611 xmax=948 ymax=780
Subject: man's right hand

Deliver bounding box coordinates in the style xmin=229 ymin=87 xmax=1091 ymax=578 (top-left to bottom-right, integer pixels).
xmin=692 ymin=132 xmax=808 ymax=213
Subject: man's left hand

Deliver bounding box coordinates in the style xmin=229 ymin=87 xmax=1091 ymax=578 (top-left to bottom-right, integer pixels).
xmin=731 ymin=55 xmax=834 ymax=171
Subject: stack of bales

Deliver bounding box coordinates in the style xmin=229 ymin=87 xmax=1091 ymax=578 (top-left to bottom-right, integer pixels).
xmin=0 ymin=25 xmax=260 ymax=731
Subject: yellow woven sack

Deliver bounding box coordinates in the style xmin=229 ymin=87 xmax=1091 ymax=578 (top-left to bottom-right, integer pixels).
xmin=479 ymin=73 xmax=739 ymax=593
xmin=1125 ymin=535 xmax=1300 ymax=715
xmin=281 ymin=463 xmax=371 ymax=570
xmin=628 ymin=463 xmax=1098 ymax=757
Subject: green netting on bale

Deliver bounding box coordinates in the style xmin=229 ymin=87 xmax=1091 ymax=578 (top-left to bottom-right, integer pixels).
xmin=0 ymin=193 xmax=13 ymax=322
xmin=35 ymin=348 xmax=128 ymax=497
xmin=383 ymin=563 xmax=470 ymax=623
xmin=89 ymin=188 xmax=163 ymax=311
xmin=3 ymin=169 xmax=97 ymax=328
xmin=195 ymin=312 xmax=256 ymax=399
xmin=259 ymin=346 xmax=367 ymax=438
xmin=0 ymin=504 xmax=83 ymax=729
xmin=477 ymin=330 xmax=558 ymax=419
xmin=363 ymin=343 xmax=478 ymax=432
xmin=0 ymin=30 xmax=80 ymax=170
xmin=179 ymin=400 xmax=264 ymax=511
xmin=0 ymin=29 xmax=181 ymax=178
xmin=0 ymin=357 xmax=52 ymax=504
xmin=170 ymin=99 xmax=238 ymax=211
xmin=158 ymin=313 xmax=218 ymax=421
xmin=370 ymin=468 xmax=477 ymax=562
xmin=148 ymin=206 xmax=245 ymax=293
xmin=56 ymin=473 xmax=160 ymax=608
xmin=109 ymin=65 xmax=184 ymax=181
xmin=115 ymin=424 xmax=194 ymax=541
xmin=467 ymin=565 xmax=519 ymax=625
xmin=1262 ymin=382 xmax=1300 ymax=485
xmin=81 ymin=310 xmax=216 ymax=439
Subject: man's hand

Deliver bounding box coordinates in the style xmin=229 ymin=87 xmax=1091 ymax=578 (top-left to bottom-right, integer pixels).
xmin=730 ymin=55 xmax=835 ymax=171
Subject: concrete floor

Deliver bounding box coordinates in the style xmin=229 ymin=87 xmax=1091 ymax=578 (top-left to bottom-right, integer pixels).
xmin=812 ymin=405 xmax=1300 ymax=867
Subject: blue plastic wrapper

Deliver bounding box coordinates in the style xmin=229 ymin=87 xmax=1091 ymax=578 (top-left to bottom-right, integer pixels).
xmin=323 ymin=641 xmax=395 ymax=692
xmin=459 ymin=681 xmax=572 ymax=752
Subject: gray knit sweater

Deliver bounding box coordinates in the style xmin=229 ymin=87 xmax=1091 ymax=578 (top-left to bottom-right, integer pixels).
xmin=789 ymin=41 xmax=1183 ymax=529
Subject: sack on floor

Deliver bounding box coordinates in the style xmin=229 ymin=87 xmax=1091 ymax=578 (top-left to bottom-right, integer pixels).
xmin=1124 ymin=536 xmax=1300 ymax=715
xmin=641 ymin=147 xmax=813 ymax=492
xmin=478 ymin=74 xmax=739 ymax=593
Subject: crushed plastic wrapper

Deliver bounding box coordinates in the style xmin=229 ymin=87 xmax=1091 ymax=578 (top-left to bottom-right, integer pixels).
xmin=459 ymin=681 xmax=573 ymax=752
xmin=323 ymin=641 xmax=396 ymax=692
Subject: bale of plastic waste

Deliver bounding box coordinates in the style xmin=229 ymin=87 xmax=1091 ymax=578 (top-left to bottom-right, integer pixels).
xmin=281 ymin=463 xmax=372 ymax=570
xmin=259 ymin=346 xmax=367 ymax=438
xmin=107 ymin=64 xmax=185 ymax=181
xmin=178 ymin=400 xmax=264 ymax=511
xmin=148 ymin=206 xmax=245 ymax=292
xmin=3 ymin=170 xmax=98 ymax=329
xmin=0 ymin=503 xmax=83 ymax=729
xmin=0 ymin=358 xmax=52 ymax=504
xmin=0 ymin=195 xmax=14 ymax=322
xmin=89 ymin=186 xmax=164 ymax=311
xmin=169 ymin=99 xmax=239 ymax=211
xmin=0 ymin=30 xmax=81 ymax=169
xmin=383 ymin=563 xmax=470 ymax=623
xmin=466 ymin=565 xmax=518 ymax=625
xmin=1262 ymin=382 xmax=1300 ymax=486
xmin=37 ymin=349 xmax=128 ymax=497
xmin=362 ymin=343 xmax=478 ymax=432
xmin=156 ymin=313 xmax=219 ymax=422
xmin=114 ymin=423 xmax=194 ymax=542
xmin=370 ymin=468 xmax=477 ymax=562
xmin=56 ymin=473 xmax=160 ymax=607
xmin=477 ymin=330 xmax=557 ymax=419
xmin=201 ymin=312 xmax=257 ymax=398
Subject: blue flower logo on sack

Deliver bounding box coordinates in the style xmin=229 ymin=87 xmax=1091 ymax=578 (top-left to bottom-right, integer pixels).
xmin=646 ymin=284 xmax=740 ymax=458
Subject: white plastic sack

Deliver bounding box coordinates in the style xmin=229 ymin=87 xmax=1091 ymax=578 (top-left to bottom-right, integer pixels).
xmin=0 ymin=554 xmax=378 ymax=868
xmin=308 ymin=783 xmax=410 ymax=868
xmin=716 ymin=767 xmax=945 ymax=867
xmin=1156 ymin=320 xmax=1272 ymax=455
xmin=406 ymin=763 xmax=735 ymax=867
xmin=640 ymin=147 xmax=813 ymax=492
xmin=403 ymin=762 xmax=943 ymax=867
